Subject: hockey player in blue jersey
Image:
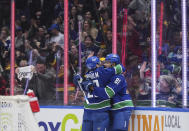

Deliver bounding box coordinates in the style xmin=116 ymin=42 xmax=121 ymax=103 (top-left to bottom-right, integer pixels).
xmin=73 ymin=56 xmax=125 ymax=131
xmin=85 ymin=54 xmax=134 ymax=131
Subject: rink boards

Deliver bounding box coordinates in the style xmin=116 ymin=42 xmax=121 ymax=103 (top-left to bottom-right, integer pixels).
xmin=35 ymin=106 xmax=189 ymax=131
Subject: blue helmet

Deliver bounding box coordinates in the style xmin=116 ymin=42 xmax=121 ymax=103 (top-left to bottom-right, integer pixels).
xmin=86 ymin=56 xmax=100 ymax=70
xmin=105 ymin=54 xmax=120 ymax=64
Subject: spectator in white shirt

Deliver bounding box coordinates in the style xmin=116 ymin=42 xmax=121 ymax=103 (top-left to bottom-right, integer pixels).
xmin=48 ymin=24 xmax=64 ymax=47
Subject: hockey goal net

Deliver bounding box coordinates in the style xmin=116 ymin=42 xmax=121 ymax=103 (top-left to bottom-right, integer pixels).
xmin=0 ymin=95 xmax=40 ymax=131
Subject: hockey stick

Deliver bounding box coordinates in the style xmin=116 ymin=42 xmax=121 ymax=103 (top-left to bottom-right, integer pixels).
xmin=23 ymin=50 xmax=33 ymax=95
xmin=78 ymin=20 xmax=82 ymax=74
xmin=71 ymin=64 xmax=89 ymax=104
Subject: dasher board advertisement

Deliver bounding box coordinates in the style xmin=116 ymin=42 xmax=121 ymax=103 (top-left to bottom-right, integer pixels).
xmin=129 ymin=108 xmax=189 ymax=131
xmin=35 ymin=106 xmax=189 ymax=131
xmin=35 ymin=106 xmax=83 ymax=131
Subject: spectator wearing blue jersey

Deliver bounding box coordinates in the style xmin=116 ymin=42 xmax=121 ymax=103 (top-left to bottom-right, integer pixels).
xmin=73 ymin=56 xmax=124 ymax=131
xmin=86 ymin=54 xmax=134 ymax=131
xmin=81 ymin=35 xmax=100 ymax=65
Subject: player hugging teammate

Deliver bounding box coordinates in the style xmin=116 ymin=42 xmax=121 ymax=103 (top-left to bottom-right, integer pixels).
xmin=73 ymin=54 xmax=134 ymax=131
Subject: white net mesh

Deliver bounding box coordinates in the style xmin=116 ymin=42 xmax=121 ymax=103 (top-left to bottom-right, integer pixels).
xmin=0 ymin=95 xmax=40 ymax=131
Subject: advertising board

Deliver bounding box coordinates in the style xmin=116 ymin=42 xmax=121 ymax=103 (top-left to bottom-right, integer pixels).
xmin=35 ymin=107 xmax=189 ymax=131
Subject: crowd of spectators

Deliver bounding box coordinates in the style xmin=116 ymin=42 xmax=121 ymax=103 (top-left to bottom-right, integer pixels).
xmin=0 ymin=0 xmax=188 ymax=107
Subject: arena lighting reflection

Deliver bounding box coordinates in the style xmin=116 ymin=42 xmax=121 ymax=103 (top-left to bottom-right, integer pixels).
xmin=78 ymin=21 xmax=82 ymax=74
xmin=10 ymin=0 xmax=15 ymax=96
xmin=64 ymin=0 xmax=69 ymax=105
xmin=158 ymin=1 xmax=164 ymax=55
xmin=112 ymin=0 xmax=117 ymax=54
xmin=182 ymin=0 xmax=188 ymax=108
xmin=151 ymin=0 xmax=157 ymax=107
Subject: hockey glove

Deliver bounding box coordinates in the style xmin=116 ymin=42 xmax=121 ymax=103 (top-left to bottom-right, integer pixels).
xmin=73 ymin=74 xmax=83 ymax=87
xmin=82 ymin=80 xmax=94 ymax=93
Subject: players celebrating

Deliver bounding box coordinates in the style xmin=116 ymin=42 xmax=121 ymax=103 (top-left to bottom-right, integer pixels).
xmin=73 ymin=54 xmax=133 ymax=131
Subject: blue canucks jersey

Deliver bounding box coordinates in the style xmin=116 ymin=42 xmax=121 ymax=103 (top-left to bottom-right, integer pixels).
xmin=93 ymin=74 xmax=134 ymax=111
xmin=84 ymin=65 xmax=124 ymax=111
